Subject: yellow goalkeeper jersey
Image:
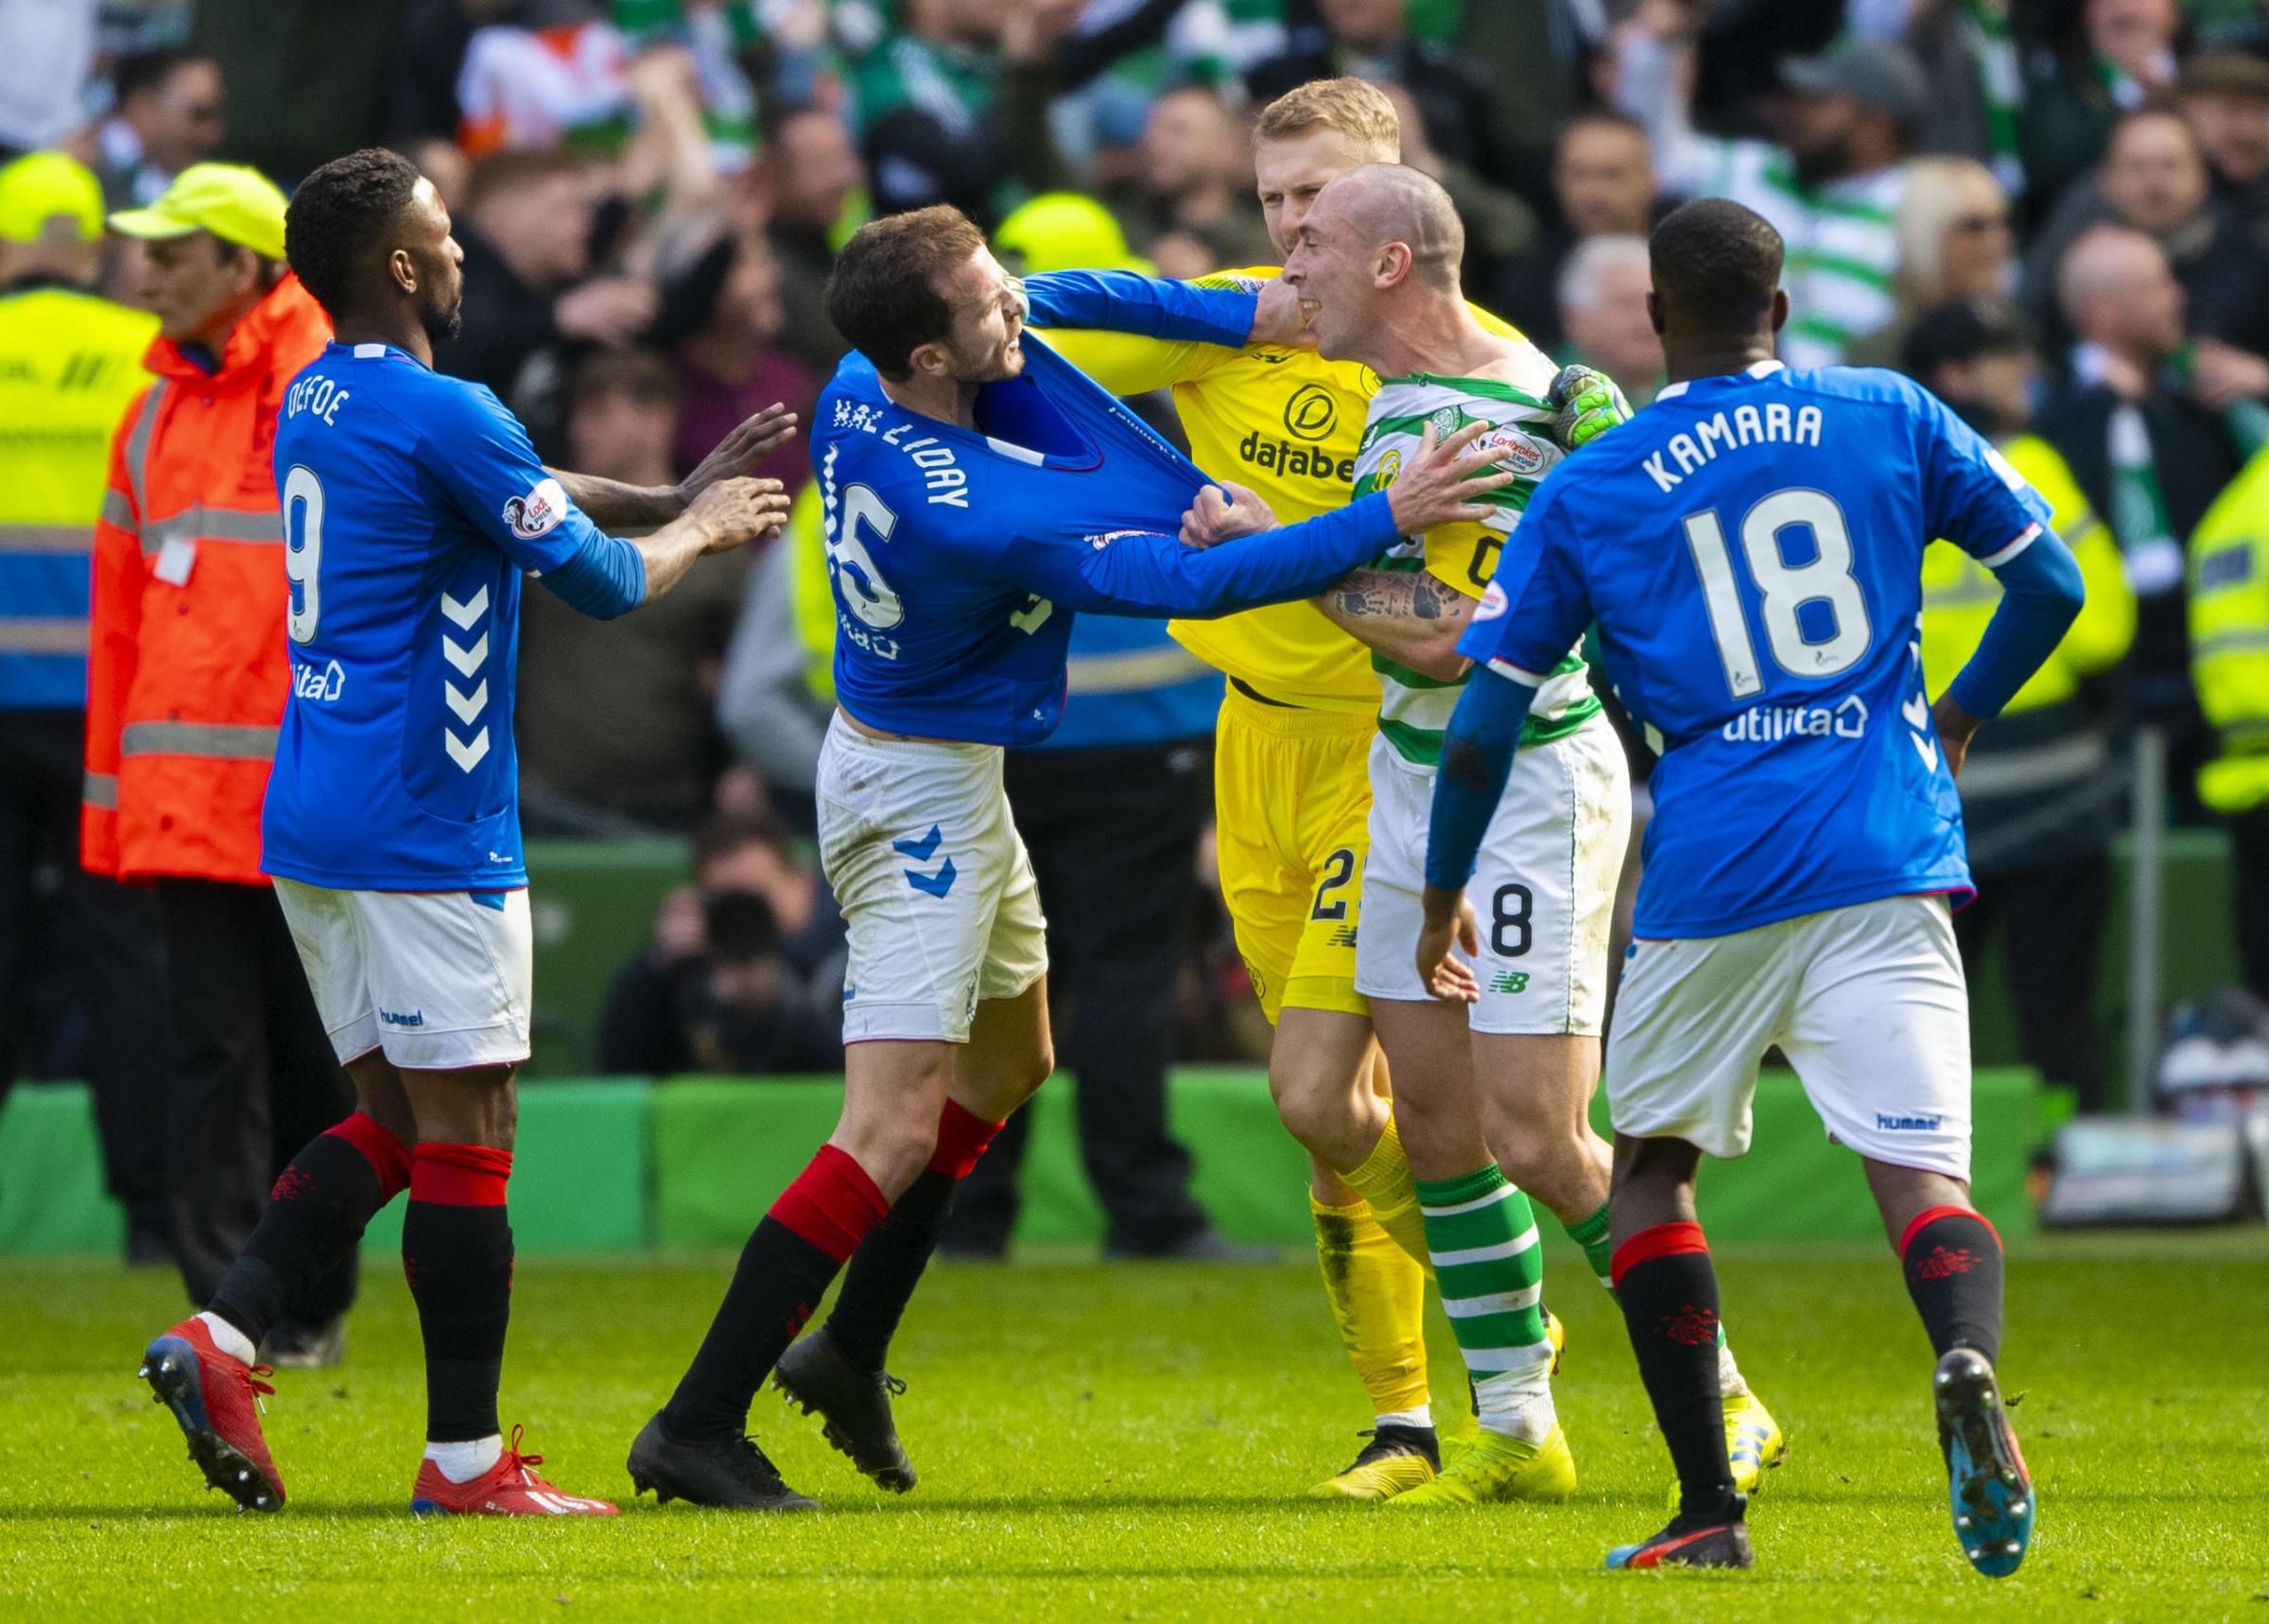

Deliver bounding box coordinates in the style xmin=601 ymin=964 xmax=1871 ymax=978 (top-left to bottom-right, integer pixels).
xmin=1033 ymin=268 xmax=1528 ymax=714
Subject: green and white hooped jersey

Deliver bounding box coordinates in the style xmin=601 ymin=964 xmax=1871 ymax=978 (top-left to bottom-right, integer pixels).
xmin=1351 ymin=373 xmax=1600 ymax=774
xmin=1692 ymin=140 xmax=1906 ymax=370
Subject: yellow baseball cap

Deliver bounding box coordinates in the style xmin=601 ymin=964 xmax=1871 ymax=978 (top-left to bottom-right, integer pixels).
xmin=0 ymin=151 xmax=104 ymax=244
xmin=109 ymin=163 xmax=288 ymax=260
xmin=994 ymin=192 xmax=1152 ymax=278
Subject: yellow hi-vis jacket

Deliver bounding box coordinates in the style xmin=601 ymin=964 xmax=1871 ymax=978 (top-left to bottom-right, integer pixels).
xmin=785 ymin=480 xmax=836 ymax=701
xmin=2190 ymin=442 xmax=2269 ymax=815
xmin=0 ymin=283 xmax=156 ymax=706
xmin=1919 ymin=433 xmax=2135 ymax=717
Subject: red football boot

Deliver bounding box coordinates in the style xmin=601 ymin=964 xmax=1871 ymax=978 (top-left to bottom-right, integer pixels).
xmin=409 ymin=1425 xmax=619 ymax=1516
xmin=140 ymin=1318 xmax=286 ymax=1512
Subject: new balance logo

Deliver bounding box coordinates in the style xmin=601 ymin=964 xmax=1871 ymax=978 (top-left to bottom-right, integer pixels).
xmin=1327 ymin=926 xmax=1358 ymax=948
xmin=1489 ymin=971 xmax=1531 ymax=994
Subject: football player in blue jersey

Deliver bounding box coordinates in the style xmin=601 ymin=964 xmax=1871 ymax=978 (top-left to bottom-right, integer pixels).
xmin=136 ymin=147 xmax=797 ymax=1518
xmin=1421 ymin=199 xmax=2081 ymax=1575
xmin=627 ymin=203 xmax=1521 ymax=1511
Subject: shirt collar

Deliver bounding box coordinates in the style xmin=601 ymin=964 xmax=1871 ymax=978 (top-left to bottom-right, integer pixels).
xmin=1654 ymin=358 xmax=1785 ymax=401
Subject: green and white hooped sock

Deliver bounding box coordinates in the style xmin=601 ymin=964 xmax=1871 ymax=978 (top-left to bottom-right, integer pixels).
xmin=1417 ymin=1166 xmax=1556 ymax=1442
xmin=1563 ymin=1201 xmax=1617 ymax=1294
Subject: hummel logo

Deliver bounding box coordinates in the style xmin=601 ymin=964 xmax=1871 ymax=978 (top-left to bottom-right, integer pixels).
xmin=441 ymin=590 xmax=492 ymax=771
xmin=442 ymin=631 xmax=488 ymax=677
xmin=379 ymin=1007 xmax=425 ymax=1028
xmin=442 ymin=586 xmax=489 ymax=629
xmin=444 ymin=679 xmax=488 ymax=724
xmin=892 ymin=825 xmax=944 ymax=862
xmin=892 ymin=824 xmax=955 ymax=897
xmin=445 ymin=727 xmax=491 ymax=771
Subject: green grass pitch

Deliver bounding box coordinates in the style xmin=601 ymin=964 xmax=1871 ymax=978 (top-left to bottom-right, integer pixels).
xmin=5 ymin=1235 xmax=2266 ymax=1619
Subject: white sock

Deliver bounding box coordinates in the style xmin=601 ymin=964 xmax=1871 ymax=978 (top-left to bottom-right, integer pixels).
xmin=1718 ymin=1340 xmax=1748 ymax=1400
xmin=424 ymin=1434 xmax=504 ymax=1483
xmin=1375 ymin=1405 xmax=1433 ymax=1432
xmin=196 ymin=1310 xmax=256 ymax=1367
xmin=1473 ymin=1355 xmax=1558 ymax=1444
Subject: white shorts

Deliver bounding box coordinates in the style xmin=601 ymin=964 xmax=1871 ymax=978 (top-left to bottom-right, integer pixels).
xmin=817 ymin=713 xmax=1048 ymax=1045
xmin=272 ymin=877 xmax=533 ymax=1070
xmin=1354 ymin=715 xmax=1629 ymax=1035
xmin=1604 ymin=893 xmax=1973 ymax=1178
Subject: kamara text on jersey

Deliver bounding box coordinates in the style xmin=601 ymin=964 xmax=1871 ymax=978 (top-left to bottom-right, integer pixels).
xmin=1639 ymin=397 xmax=1827 ymax=493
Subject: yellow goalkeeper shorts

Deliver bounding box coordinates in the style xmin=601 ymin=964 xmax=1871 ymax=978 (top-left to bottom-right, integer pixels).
xmin=1213 ymin=682 xmax=1375 ymax=1024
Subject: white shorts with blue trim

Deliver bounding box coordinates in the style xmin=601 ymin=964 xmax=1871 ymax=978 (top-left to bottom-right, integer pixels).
xmin=272 ymin=877 xmax=532 ymax=1070
xmin=816 ymin=713 xmax=1048 ymax=1045
xmin=1603 ymin=893 xmax=1974 ymax=1179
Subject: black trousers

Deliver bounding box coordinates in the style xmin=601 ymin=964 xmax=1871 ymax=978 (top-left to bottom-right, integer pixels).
xmin=154 ymin=876 xmax=358 ymax=1319
xmin=944 ymin=738 xmax=1214 ymax=1255
xmin=0 ymin=709 xmax=167 ymax=1237
xmin=2228 ymin=803 xmax=2269 ymax=1002
xmin=1951 ymin=850 xmax=2114 ymax=1114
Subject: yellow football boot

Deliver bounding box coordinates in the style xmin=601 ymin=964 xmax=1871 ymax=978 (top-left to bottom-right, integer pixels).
xmin=1547 ymin=1308 xmax=1566 ymax=1374
xmin=1385 ymin=1424 xmax=1577 ymax=1507
xmin=1308 ymin=1424 xmax=1440 ymax=1500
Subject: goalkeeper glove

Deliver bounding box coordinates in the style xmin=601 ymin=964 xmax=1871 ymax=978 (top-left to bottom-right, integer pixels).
xmin=1547 ymin=364 xmax=1633 ymax=451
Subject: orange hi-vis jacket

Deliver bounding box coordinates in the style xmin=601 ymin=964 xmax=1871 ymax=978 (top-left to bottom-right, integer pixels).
xmin=81 ymin=273 xmax=330 ymax=885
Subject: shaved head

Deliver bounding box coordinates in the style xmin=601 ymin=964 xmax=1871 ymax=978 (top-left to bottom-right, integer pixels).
xmin=1281 ymin=161 xmax=1473 ymax=364
xmin=1325 ymin=162 xmax=1464 ymax=290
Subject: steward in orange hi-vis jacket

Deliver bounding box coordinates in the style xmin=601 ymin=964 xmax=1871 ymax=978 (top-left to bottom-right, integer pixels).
xmin=83 ymin=164 xmax=360 ymax=1351
xmin=82 ymin=253 xmax=327 ymax=881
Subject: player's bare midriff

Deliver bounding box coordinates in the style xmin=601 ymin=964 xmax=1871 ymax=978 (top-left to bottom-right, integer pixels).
xmin=838 ymin=705 xmax=975 ymax=749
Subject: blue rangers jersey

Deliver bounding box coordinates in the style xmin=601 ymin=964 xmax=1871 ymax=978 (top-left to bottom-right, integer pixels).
xmin=817 ymin=281 xmax=1399 ymax=745
xmin=263 ymin=341 xmax=621 ymax=889
xmin=1462 ymin=361 xmax=2052 ymax=939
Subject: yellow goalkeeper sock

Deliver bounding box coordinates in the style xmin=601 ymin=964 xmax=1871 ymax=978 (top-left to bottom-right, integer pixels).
xmin=1310 ymin=1193 xmax=1430 ymax=1420
xmin=1341 ymin=1114 xmax=1431 ymax=1274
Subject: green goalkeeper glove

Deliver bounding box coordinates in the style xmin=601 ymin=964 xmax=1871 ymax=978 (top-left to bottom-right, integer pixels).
xmin=1547 ymin=364 xmax=1633 ymax=451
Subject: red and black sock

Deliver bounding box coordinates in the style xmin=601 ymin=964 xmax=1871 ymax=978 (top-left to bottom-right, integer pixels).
xmin=1613 ymin=1221 xmax=1739 ymax=1521
xmin=661 ymin=1144 xmax=889 ymax=1443
xmin=208 ymin=1112 xmax=410 ymax=1348
xmin=402 ymin=1143 xmax=514 ymax=1443
xmin=1898 ymin=1205 xmax=2003 ymax=1365
xmin=823 ymin=1101 xmax=1002 ymax=1373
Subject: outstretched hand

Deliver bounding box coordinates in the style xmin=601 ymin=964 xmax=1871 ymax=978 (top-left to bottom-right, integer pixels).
xmin=679 ymin=404 xmax=799 ymax=507
xmin=1383 ymin=420 xmax=1523 ymax=536
xmin=687 ymin=475 xmax=791 ymax=553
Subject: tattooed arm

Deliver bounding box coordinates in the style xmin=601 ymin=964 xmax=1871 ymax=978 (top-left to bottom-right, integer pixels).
xmin=1312 ymin=567 xmax=1475 ymax=682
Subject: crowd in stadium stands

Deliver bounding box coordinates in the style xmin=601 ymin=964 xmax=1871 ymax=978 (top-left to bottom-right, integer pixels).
xmin=7 ymin=0 xmax=2269 ymax=1125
